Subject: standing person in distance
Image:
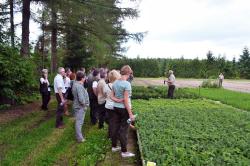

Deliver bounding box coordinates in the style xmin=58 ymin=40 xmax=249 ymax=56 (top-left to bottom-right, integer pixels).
xmin=54 ymin=67 xmax=67 ymax=129
xmin=72 ymin=71 xmax=89 ymax=143
xmin=39 ymin=69 xmax=51 ymax=110
xmin=167 ymin=70 xmax=175 ymax=99
xmin=218 ymin=73 xmax=224 ymax=87
xmin=111 ymin=65 xmax=135 ymax=158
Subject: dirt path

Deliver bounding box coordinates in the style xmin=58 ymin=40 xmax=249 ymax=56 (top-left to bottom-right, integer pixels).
xmin=133 ymin=78 xmax=250 ymax=93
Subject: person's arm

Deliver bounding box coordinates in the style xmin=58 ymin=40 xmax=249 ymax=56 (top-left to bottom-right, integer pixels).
xmin=110 ymin=90 xmax=124 ymax=103
xmin=124 ymin=90 xmax=134 ymax=120
xmin=77 ymin=86 xmax=85 ymax=106
xmin=58 ymin=88 xmax=65 ymax=104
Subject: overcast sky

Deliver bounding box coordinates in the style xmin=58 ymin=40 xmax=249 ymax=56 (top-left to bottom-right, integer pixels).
xmin=122 ymin=0 xmax=250 ymax=60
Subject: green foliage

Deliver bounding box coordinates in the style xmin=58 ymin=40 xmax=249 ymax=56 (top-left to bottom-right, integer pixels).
xmin=0 ymin=45 xmax=38 ymax=105
xmin=184 ymin=88 xmax=250 ymax=111
xmin=133 ymin=99 xmax=250 ymax=165
xmin=201 ymin=79 xmax=220 ymax=88
xmin=132 ymin=86 xmax=199 ymax=100
xmin=239 ymin=47 xmax=250 ymax=79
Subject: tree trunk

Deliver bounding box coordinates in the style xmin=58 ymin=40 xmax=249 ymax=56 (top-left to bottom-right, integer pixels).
xmin=9 ymin=0 xmax=15 ymax=47
xmin=51 ymin=3 xmax=57 ymax=72
xmin=20 ymin=0 xmax=30 ymax=57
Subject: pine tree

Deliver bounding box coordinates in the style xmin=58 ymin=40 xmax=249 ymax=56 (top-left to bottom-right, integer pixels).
xmin=239 ymin=47 xmax=250 ymax=78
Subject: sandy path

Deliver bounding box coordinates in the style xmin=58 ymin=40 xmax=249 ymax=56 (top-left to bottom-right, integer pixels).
xmin=133 ymin=78 xmax=250 ymax=93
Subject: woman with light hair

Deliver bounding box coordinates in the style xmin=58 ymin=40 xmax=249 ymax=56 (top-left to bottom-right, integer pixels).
xmin=110 ymin=65 xmax=135 ymax=158
xmin=39 ymin=69 xmax=51 ymax=110
xmin=103 ymin=70 xmax=121 ymax=138
xmin=167 ymin=70 xmax=175 ymax=99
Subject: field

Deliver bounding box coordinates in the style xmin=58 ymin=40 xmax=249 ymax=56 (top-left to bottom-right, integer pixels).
xmin=185 ymin=88 xmax=250 ymax=111
xmin=133 ymin=99 xmax=250 ymax=165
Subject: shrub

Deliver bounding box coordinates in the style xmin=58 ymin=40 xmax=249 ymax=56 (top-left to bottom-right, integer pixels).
xmin=0 ymin=45 xmax=38 ymax=105
xmin=201 ymin=79 xmax=219 ymax=88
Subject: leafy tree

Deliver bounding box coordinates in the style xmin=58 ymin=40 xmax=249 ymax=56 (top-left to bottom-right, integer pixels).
xmin=239 ymin=47 xmax=250 ymax=78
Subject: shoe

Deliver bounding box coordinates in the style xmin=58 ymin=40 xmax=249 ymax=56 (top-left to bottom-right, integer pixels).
xmin=121 ymin=152 xmax=135 ymax=158
xmin=112 ymin=146 xmax=121 ymax=152
xmin=78 ymin=138 xmax=85 ymax=143
xmin=56 ymin=125 xmax=65 ymax=129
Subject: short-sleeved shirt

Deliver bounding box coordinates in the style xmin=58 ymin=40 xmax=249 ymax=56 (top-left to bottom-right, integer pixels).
xmin=113 ymin=80 xmax=132 ymax=109
xmin=168 ymin=74 xmax=175 ymax=86
xmin=64 ymin=76 xmax=71 ymax=88
xmin=54 ymin=74 xmax=66 ymax=93
xmin=97 ymin=79 xmax=106 ymax=105
xmin=40 ymin=78 xmax=51 ymax=91
xmin=104 ymin=83 xmax=114 ymax=110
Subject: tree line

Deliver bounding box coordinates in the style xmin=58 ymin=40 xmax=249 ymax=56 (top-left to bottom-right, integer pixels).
xmin=0 ymin=0 xmax=142 ymax=105
xmin=108 ymin=48 xmax=250 ymax=79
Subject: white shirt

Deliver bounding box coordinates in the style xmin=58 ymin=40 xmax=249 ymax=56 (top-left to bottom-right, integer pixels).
xmin=168 ymin=74 xmax=175 ymax=86
xmin=92 ymin=81 xmax=98 ymax=88
xmin=64 ymin=76 xmax=71 ymax=88
xmin=104 ymin=83 xmax=114 ymax=110
xmin=40 ymin=78 xmax=51 ymax=91
xmin=54 ymin=74 xmax=66 ymax=93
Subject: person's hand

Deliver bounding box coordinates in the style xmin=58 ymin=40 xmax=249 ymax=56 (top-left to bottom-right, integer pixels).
xmin=129 ymin=112 xmax=135 ymax=121
xmin=117 ymin=98 xmax=124 ymax=103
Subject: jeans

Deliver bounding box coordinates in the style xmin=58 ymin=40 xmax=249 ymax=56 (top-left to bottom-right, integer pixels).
xmin=75 ymin=108 xmax=86 ymax=141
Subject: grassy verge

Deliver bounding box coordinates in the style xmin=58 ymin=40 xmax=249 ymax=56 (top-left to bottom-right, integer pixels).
xmin=133 ymin=99 xmax=250 ymax=165
xmin=184 ymin=88 xmax=250 ymax=111
xmin=1 ymin=102 xmax=111 ymax=166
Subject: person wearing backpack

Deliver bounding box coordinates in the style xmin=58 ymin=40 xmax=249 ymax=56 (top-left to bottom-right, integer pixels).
xmin=39 ymin=69 xmax=51 ymax=110
xmin=72 ymin=71 xmax=89 ymax=142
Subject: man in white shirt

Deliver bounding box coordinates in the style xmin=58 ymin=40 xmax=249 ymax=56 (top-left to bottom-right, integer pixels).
xmin=54 ymin=67 xmax=66 ymax=128
xmin=167 ymin=70 xmax=176 ymax=99
xmin=218 ymin=73 xmax=224 ymax=87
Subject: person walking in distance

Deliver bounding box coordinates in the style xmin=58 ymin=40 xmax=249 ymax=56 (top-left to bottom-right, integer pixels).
xmin=167 ymin=70 xmax=176 ymax=99
xmin=39 ymin=69 xmax=51 ymax=110
xmin=54 ymin=67 xmax=67 ymax=128
xmin=72 ymin=71 xmax=89 ymax=143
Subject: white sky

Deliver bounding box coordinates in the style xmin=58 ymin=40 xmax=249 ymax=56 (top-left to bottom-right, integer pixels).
xmin=7 ymin=0 xmax=250 ymax=60
xmin=122 ymin=0 xmax=250 ymax=60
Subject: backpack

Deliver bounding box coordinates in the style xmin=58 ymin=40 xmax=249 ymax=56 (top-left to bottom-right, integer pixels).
xmin=65 ymin=81 xmax=74 ymax=100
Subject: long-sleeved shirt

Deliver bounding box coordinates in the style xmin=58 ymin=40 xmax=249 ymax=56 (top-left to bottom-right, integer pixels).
xmin=72 ymin=81 xmax=89 ymax=110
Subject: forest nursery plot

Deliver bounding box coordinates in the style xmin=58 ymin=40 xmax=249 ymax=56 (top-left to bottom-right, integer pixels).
xmin=133 ymin=99 xmax=250 ymax=166
xmin=132 ymin=86 xmax=199 ymax=100
xmin=185 ymin=88 xmax=250 ymax=111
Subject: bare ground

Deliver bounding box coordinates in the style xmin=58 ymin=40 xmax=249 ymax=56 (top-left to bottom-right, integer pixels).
xmin=133 ymin=78 xmax=250 ymax=93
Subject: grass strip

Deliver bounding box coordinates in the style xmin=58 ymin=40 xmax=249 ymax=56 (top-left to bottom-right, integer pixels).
xmin=184 ymin=88 xmax=250 ymax=111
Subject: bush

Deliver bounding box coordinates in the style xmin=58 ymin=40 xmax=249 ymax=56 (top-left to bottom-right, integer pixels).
xmin=132 ymin=86 xmax=199 ymax=99
xmin=201 ymin=79 xmax=219 ymax=88
xmin=0 ymin=45 xmax=38 ymax=105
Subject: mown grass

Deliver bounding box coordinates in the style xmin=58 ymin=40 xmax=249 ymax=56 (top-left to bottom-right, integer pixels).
xmin=0 ymin=102 xmax=111 ymax=166
xmin=133 ymin=99 xmax=250 ymax=166
xmin=184 ymin=88 xmax=250 ymax=111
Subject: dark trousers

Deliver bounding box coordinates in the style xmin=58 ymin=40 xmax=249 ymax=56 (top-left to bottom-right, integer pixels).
xmin=168 ymin=85 xmax=175 ymax=99
xmin=41 ymin=92 xmax=50 ymax=110
xmin=90 ymin=98 xmax=98 ymax=125
xmin=55 ymin=93 xmax=64 ymax=128
xmin=97 ymin=102 xmax=106 ymax=128
xmin=110 ymin=107 xmax=129 ymax=152
xmin=106 ymin=108 xmax=114 ymax=138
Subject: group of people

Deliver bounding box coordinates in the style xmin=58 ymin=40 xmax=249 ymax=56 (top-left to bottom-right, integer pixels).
xmin=39 ymin=65 xmax=136 ymax=158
